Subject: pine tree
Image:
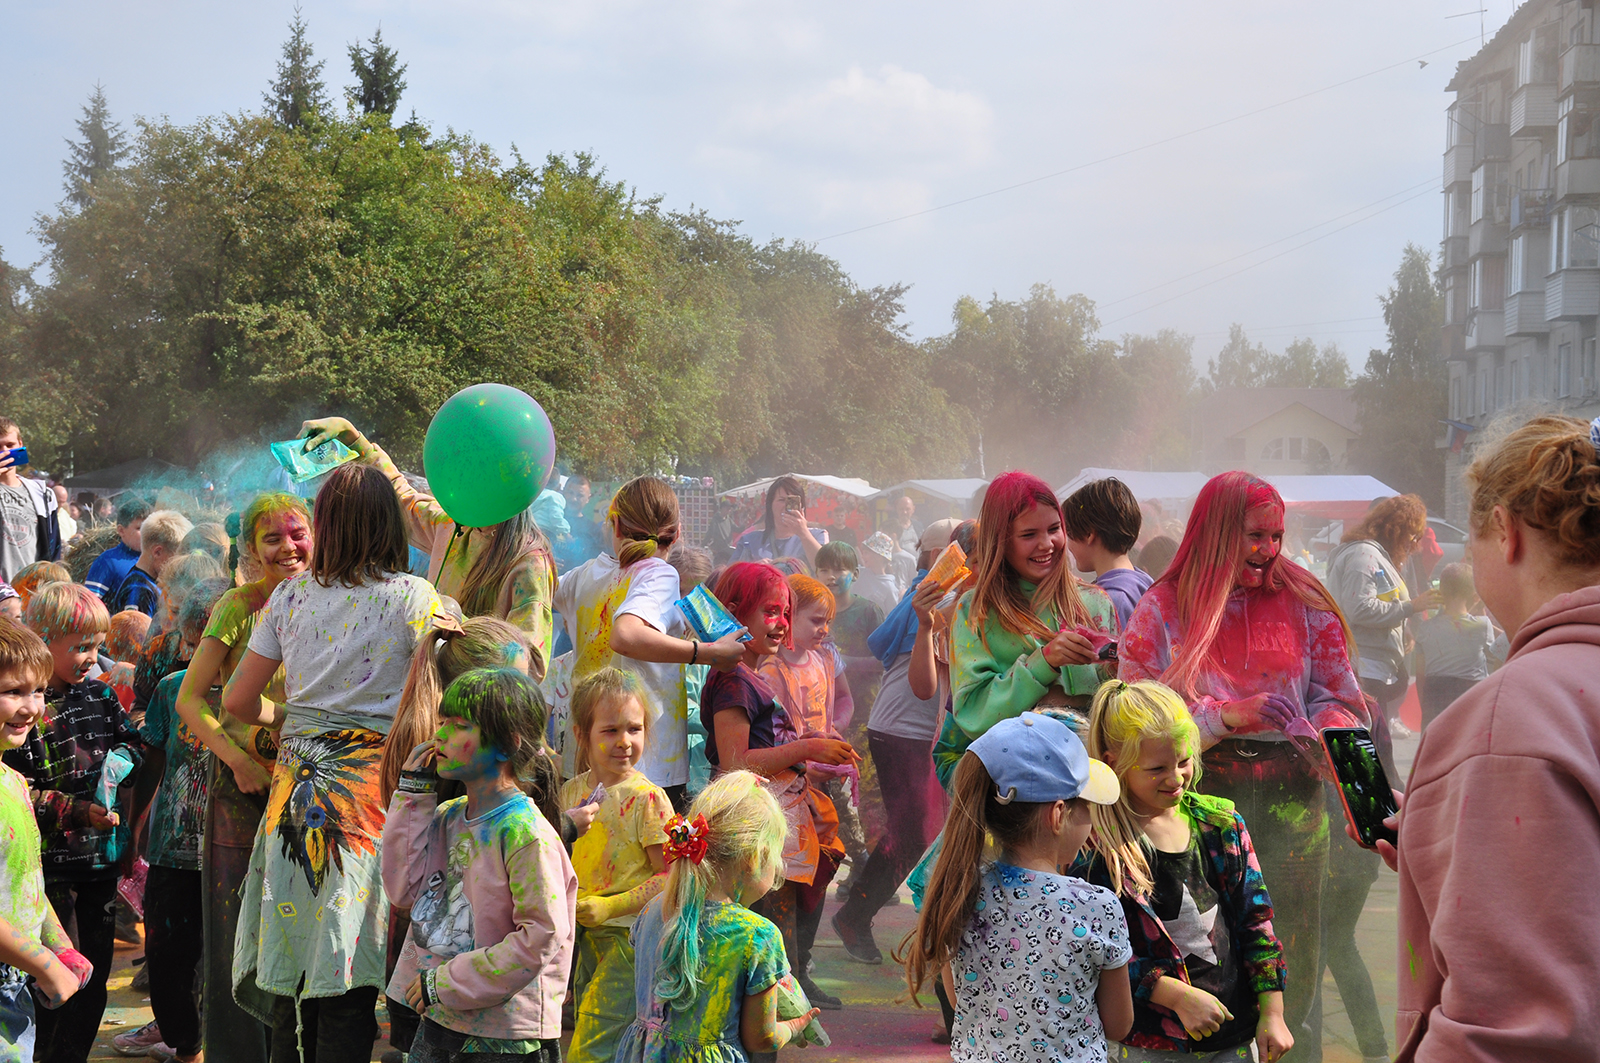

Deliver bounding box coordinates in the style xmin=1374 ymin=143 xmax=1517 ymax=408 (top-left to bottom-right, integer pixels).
xmin=265 ymin=7 xmax=328 ymax=130
xmin=63 ymin=84 xmax=127 ymax=208
xmin=349 ymin=27 xmax=408 ymax=116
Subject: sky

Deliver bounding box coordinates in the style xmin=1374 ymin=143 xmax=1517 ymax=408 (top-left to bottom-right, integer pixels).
xmin=3 ymin=0 xmax=1522 ymax=371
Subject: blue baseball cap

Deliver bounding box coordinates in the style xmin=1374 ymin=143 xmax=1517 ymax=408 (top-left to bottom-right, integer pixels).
xmin=968 ymin=712 xmax=1120 ymax=805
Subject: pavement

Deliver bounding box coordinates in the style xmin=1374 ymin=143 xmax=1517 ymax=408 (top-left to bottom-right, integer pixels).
xmin=90 ymin=727 xmax=1423 ymax=1063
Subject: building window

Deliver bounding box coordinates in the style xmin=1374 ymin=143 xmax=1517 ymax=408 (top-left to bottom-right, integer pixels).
xmin=1260 ymin=437 xmax=1331 ymax=464
xmin=1559 ymin=342 xmax=1574 ymax=397
xmin=1553 ymin=209 xmax=1566 ymax=272
xmin=1496 ymin=364 xmax=1509 ymax=408
xmin=1572 ymin=207 xmax=1600 ymax=268
xmin=1509 ymin=235 xmax=1525 ymax=293
xmin=1584 ymin=337 xmax=1598 ymax=395
xmin=1470 ymin=259 xmax=1482 ymax=308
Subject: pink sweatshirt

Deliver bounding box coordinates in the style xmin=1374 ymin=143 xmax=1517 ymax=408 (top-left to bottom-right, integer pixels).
xmin=1395 ymin=585 xmax=1600 ymax=1062
xmin=381 ymin=790 xmax=577 ymax=1041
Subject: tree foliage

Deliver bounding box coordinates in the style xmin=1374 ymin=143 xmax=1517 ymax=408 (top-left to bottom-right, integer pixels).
xmin=62 ymin=84 xmax=127 ymax=209
xmin=265 ymin=8 xmax=328 ymax=131
xmin=1205 ymin=325 xmax=1351 ymax=390
xmin=1353 ymin=243 xmax=1446 ymax=508
xmin=348 ymin=27 xmax=407 ymax=116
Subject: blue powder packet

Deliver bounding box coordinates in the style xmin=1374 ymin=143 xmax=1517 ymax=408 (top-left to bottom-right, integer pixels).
xmin=676 ymin=585 xmax=750 ymax=643
xmin=270 ymin=437 xmax=358 ymax=483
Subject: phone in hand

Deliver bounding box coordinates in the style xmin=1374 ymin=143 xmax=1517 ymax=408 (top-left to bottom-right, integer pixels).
xmin=2 ymin=447 xmax=28 ymax=469
xmin=1320 ymin=727 xmax=1399 ymax=848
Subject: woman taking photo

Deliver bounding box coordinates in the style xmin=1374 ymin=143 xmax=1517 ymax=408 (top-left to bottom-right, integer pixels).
xmin=730 ymin=475 xmax=829 ymax=567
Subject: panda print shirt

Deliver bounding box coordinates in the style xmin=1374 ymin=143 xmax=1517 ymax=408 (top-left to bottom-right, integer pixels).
xmin=952 ymin=861 xmax=1132 ymax=1062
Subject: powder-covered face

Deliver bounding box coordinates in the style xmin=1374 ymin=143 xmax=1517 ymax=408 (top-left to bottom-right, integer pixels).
xmin=1119 ymin=736 xmax=1196 ymax=817
xmin=0 ymin=669 xmax=46 ymax=750
xmin=738 ymin=589 xmax=790 ymax=656
xmin=585 ymin=693 xmax=646 ymax=781
xmin=815 ymin=565 xmax=855 ymax=603
xmin=1005 ymin=503 xmax=1066 ymax=585
xmin=1236 ymin=505 xmax=1285 ymax=590
xmin=789 ymin=601 xmax=831 ymax=653
xmin=433 ymin=716 xmax=505 ymax=781
xmin=47 ymin=632 xmax=104 ymax=689
xmin=252 ymin=510 xmax=313 ymax=583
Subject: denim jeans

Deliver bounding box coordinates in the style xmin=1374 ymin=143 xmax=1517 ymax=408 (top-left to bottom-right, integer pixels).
xmin=408 ymin=1018 xmax=560 ymax=1063
xmin=268 ymin=985 xmax=379 ymax=1063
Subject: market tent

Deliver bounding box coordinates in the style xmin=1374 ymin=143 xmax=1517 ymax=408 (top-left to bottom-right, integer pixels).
xmin=718 ymin=474 xmax=877 ymax=499
xmin=62 ymin=458 xmax=184 ymax=496
xmin=869 ymin=478 xmax=989 ymax=519
xmin=1264 ymin=474 xmax=1398 ymax=520
xmin=1056 ymin=468 xmax=1208 ymax=510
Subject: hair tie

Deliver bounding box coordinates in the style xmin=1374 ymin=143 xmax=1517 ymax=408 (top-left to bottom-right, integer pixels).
xmin=662 ymin=813 xmax=710 ymax=864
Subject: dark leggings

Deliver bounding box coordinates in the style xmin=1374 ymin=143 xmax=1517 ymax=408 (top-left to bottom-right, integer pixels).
xmin=1312 ymin=815 xmax=1388 ymax=1060
xmin=269 ymin=984 xmax=380 ymax=1063
xmin=1420 ymin=675 xmax=1478 ymax=730
xmin=751 ymin=851 xmax=842 ymax=972
xmin=204 ymin=761 xmax=273 ymax=1063
xmin=837 ymin=731 xmax=946 ymax=930
xmin=144 ymin=865 xmax=204 ymax=1057
xmin=35 ymin=877 xmax=118 ymax=1063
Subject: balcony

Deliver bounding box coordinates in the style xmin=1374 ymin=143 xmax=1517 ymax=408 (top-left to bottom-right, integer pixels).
xmin=1469 ymin=217 xmax=1508 ymax=259
xmin=1472 ymin=124 xmax=1512 ymax=166
xmin=1546 ymin=267 xmax=1600 ymax=319
xmin=1511 ymin=82 xmax=1558 ymax=137
xmin=1441 ymin=234 xmax=1470 ymax=273
xmin=1511 ymin=188 xmax=1553 ymax=231
xmin=1557 ymin=157 xmax=1600 ymax=199
xmin=1464 ymin=309 xmax=1505 ymax=351
xmin=1505 ymin=289 xmax=1551 ymax=334
xmin=1560 ymin=43 xmax=1600 ymax=92
xmin=1440 ymin=322 xmax=1469 ymax=362
xmin=1444 ymin=142 xmax=1475 ymax=188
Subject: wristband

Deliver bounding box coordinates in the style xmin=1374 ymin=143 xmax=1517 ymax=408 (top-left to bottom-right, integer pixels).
xmin=398 ymin=769 xmax=440 ymax=794
xmin=418 ymin=966 xmax=439 ymax=1009
xmin=690 ymin=640 xmax=699 ymax=666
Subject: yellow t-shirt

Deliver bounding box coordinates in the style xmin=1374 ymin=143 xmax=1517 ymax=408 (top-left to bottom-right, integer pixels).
xmin=558 ymin=769 xmax=671 ymax=928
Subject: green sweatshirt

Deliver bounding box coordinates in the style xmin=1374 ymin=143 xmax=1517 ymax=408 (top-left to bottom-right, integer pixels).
xmin=951 ymin=580 xmax=1116 ymax=741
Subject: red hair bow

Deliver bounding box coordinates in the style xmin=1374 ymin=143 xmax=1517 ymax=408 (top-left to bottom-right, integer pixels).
xmin=662 ymin=813 xmax=709 ymax=865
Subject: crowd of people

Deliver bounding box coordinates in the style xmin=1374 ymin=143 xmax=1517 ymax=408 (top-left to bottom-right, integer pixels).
xmin=0 ymin=407 xmax=1597 ymax=1063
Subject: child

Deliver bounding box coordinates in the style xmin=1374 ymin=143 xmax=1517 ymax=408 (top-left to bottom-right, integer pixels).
xmin=0 ymin=618 xmax=92 ymax=1062
xmin=813 ymin=540 xmax=885 ymax=730
xmin=553 ymin=477 xmax=745 ymax=808
xmin=9 ymin=562 xmax=70 ymax=610
xmin=1079 ymin=680 xmax=1292 ymax=1063
xmin=616 ymin=770 xmax=821 ymax=1062
xmin=756 ymin=574 xmax=868 ymax=906
xmin=84 ymin=496 xmax=150 ymax=601
xmin=905 ymin=712 xmax=1133 ymax=1062
xmin=664 ymin=544 xmax=713 ymax=802
xmin=854 ymin=533 xmax=903 ymax=616
xmin=701 ymin=562 xmax=858 ymax=1010
xmin=561 ymin=667 xmax=673 ymax=1063
xmin=1063 ymin=477 xmax=1153 ymax=632
xmin=107 ymin=509 xmax=194 ymax=618
xmin=1414 ymin=562 xmax=1508 ymax=730
xmin=3 ymin=582 xmax=141 ymax=1063
xmin=382 ymin=668 xmax=577 ymax=1063
xmin=134 ymin=578 xmax=233 ymax=1063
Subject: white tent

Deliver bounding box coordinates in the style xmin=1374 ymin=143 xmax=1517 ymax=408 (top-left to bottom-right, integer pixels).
xmin=718 ymin=474 xmax=877 ymax=499
xmin=1056 ymin=468 xmax=1208 ymax=509
xmin=1264 ymin=474 xmax=1398 ymax=519
xmin=870 ymin=478 xmax=989 ymax=507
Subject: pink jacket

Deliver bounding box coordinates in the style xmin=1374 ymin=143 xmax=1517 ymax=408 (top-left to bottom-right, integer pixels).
xmin=1396 ymin=585 xmax=1600 ymax=1062
xmin=381 ymin=790 xmax=577 ymax=1041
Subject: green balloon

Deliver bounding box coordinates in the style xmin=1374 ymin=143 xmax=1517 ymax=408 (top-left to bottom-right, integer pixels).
xmin=423 ymin=383 xmax=555 ymax=528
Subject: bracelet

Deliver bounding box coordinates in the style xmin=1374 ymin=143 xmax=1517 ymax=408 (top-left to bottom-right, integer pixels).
xmin=690 ymin=640 xmax=699 ymax=665
xmin=398 ymin=769 xmax=440 ymax=794
xmin=419 ymin=967 xmax=438 ymax=1008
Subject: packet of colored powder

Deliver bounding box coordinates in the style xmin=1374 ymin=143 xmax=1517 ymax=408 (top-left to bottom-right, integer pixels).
xmin=773 ymin=972 xmax=831 ymax=1047
xmin=924 ymin=541 xmax=969 ymax=592
xmin=270 ymin=437 xmax=358 ymax=483
xmin=676 ymin=585 xmax=750 ymax=644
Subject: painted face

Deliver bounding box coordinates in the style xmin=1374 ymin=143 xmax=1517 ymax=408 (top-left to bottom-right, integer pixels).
xmin=0 ymin=598 xmax=20 ymax=622
xmin=1119 ymin=736 xmax=1196 ymax=817
xmin=815 ymin=565 xmax=855 ymax=602
xmin=47 ymin=632 xmax=105 ymax=689
xmin=1236 ymin=504 xmax=1285 ymax=590
xmin=739 ymin=588 xmax=790 ymax=656
xmin=0 ymin=669 xmax=46 ymax=750
xmin=585 ymin=694 xmax=646 ymax=779
xmin=251 ymin=510 xmax=313 ymax=583
xmin=433 ymin=716 xmax=504 ymax=780
xmin=1004 ymin=503 xmax=1066 ymax=585
xmin=789 ymin=601 xmax=831 ymax=653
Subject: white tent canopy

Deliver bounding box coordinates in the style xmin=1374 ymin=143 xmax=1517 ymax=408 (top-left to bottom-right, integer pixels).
xmin=718 ymin=474 xmax=877 ymax=499
xmin=1263 ymin=474 xmax=1396 ymax=503
xmin=869 ymin=478 xmax=989 ymax=505
xmin=1056 ymin=468 xmax=1208 ymax=508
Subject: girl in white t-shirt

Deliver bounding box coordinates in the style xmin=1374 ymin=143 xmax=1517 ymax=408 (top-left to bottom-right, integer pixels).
xmin=552 ymin=477 xmax=745 ymax=809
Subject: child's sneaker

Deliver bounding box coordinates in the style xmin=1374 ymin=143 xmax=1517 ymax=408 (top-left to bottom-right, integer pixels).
xmin=111 ymin=1021 xmax=163 ymax=1056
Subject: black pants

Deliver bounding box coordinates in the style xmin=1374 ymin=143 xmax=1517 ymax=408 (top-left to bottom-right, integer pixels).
xmin=269 ymin=985 xmax=379 ymax=1063
xmin=408 ymin=1017 xmax=560 ymax=1062
xmin=837 ymin=731 xmax=945 ymax=930
xmin=1420 ymin=675 xmax=1478 ymax=730
xmin=35 ymin=877 xmax=118 ymax=1063
xmin=145 ymin=865 xmax=204 ymax=1057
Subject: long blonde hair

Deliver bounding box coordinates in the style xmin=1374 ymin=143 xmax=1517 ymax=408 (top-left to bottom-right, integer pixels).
xmin=1086 ymin=679 xmax=1201 ymax=896
xmin=655 ymin=771 xmax=786 ymax=1008
xmin=610 ymin=477 xmax=680 ymax=569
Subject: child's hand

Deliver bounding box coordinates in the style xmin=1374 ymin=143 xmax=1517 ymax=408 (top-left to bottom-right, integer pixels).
xmin=910 ymin=578 xmax=945 ymax=624
xmin=82 ymin=802 xmax=117 ymax=830
xmin=1042 ymin=628 xmax=1097 ymax=668
xmin=1171 ymin=983 xmax=1233 ymax=1040
xmin=230 ymin=756 xmax=274 ymax=796
xmin=802 ymin=738 xmax=860 ymax=766
xmin=575 ymin=895 xmax=618 ymax=928
xmin=403 ymin=741 xmax=439 ymax=772
xmin=703 ymin=630 xmax=749 ymax=671
xmin=33 ymin=954 xmax=83 ymax=1010
xmin=54 ymin=947 xmax=93 ymax=990
xmin=1255 ymin=1010 xmax=1294 ymax=1063
xmin=403 ymin=973 xmax=427 ymax=1012
xmin=782 ymin=1007 xmax=822 ymax=1046
xmin=299 ymin=417 xmax=360 ymax=451
xmin=566 ymin=801 xmax=601 ymax=837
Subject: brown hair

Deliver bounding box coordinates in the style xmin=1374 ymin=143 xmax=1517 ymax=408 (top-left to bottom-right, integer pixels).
xmin=25 ymin=582 xmax=110 ymax=641
xmin=1062 ymin=477 xmax=1143 ymax=556
xmin=456 ymin=508 xmax=553 ymax=620
xmin=1342 ymin=494 xmax=1428 ymax=568
xmin=311 ymin=462 xmax=410 ymax=587
xmin=1467 ymin=414 xmax=1600 ymax=569
xmin=106 ymin=610 xmax=152 ymax=662
xmin=570 ymin=666 xmax=649 ymax=771
xmin=666 ymin=542 xmax=712 ymax=591
xmin=380 ymin=615 xmax=532 ymax=802
xmin=1437 ymin=561 xmax=1476 ymax=604
xmin=0 ymin=616 xmax=52 ymax=684
xmin=1136 ymin=535 xmax=1179 ymax=580
xmin=181 ymin=523 xmax=230 ymax=565
xmin=11 ymin=562 xmax=70 ymax=607
xmin=609 ymin=477 xmax=680 ymax=569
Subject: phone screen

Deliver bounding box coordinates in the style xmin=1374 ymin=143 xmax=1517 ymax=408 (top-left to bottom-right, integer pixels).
xmin=1321 ymin=728 xmax=1398 ymax=848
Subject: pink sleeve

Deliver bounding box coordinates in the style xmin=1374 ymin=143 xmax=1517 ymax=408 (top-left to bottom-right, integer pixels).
xmin=1303 ymin=606 xmax=1365 ymax=730
xmin=1117 ymin=593 xmax=1230 ymax=743
xmin=380 ymin=791 xmax=445 ymax=908
xmin=434 ymin=828 xmax=575 ymax=1011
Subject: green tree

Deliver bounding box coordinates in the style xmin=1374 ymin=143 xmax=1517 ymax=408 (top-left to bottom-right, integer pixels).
xmin=265 ymin=8 xmax=328 ymax=130
xmin=62 ymin=84 xmax=127 ymax=209
xmin=1352 ymin=244 xmax=1446 ymax=508
xmin=348 ymin=27 xmax=407 ymax=116
xmin=1206 ymin=325 xmax=1350 ymax=390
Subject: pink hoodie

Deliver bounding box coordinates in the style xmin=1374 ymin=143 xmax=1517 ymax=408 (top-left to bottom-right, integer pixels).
xmin=1395 ymin=584 xmax=1600 ymax=1062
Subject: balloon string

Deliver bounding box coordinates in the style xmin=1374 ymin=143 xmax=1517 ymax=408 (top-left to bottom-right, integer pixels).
xmin=438 ymin=522 xmax=466 ymax=577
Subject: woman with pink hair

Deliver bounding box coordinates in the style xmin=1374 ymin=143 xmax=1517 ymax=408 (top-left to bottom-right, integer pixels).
xmin=1119 ymin=471 xmax=1365 ymax=1062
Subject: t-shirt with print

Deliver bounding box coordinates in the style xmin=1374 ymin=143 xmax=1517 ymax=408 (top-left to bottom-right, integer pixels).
xmin=553 ymin=553 xmax=692 ymax=788
xmin=0 ymin=763 xmax=49 ymax=946
xmin=699 ymin=664 xmax=784 ymax=769
xmin=248 ymin=571 xmax=442 ymax=737
xmin=0 ymin=483 xmax=36 ymax=585
xmin=557 ymin=770 xmax=670 ymax=928
xmin=138 ymin=670 xmax=212 ymax=870
xmin=952 ymin=862 xmax=1132 ymax=1063
xmin=1149 ymin=835 xmax=1254 ymax=1050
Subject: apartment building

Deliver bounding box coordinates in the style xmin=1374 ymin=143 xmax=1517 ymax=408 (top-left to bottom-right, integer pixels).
xmin=1442 ymin=0 xmax=1600 ymax=523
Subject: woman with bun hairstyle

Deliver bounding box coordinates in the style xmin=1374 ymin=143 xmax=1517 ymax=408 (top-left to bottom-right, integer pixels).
xmin=1387 ymin=415 xmax=1600 ymax=1062
xmin=1118 ymin=471 xmax=1365 ymax=1060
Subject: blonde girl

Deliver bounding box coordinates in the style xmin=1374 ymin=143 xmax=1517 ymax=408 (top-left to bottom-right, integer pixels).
xmin=561 ymin=667 xmax=673 ymax=1063
xmin=1079 ymin=680 xmax=1291 ymax=1063
xmin=616 ymin=770 xmax=820 ymax=1063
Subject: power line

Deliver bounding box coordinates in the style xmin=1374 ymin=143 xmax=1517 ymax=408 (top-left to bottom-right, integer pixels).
xmin=814 ymin=35 xmax=1479 ymax=243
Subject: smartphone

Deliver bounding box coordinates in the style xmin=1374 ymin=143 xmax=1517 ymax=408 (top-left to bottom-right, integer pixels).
xmin=3 ymin=447 xmax=28 ymax=469
xmin=1320 ymin=727 xmax=1399 ymax=848
xmin=784 ymin=498 xmax=802 ymax=513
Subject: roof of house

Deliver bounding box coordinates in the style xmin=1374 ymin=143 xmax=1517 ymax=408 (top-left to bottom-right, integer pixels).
xmin=1446 ymin=1 xmax=1550 ymax=93
xmin=1197 ymin=387 xmax=1361 ymax=438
